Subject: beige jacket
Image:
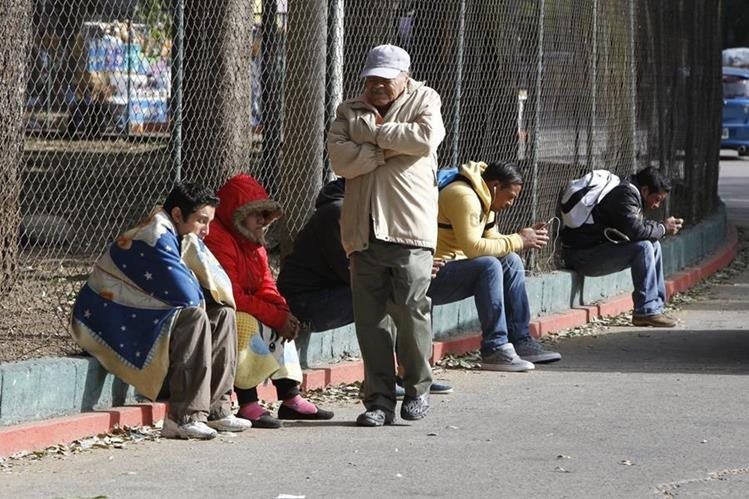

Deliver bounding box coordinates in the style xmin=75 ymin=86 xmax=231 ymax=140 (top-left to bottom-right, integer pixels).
xmin=435 ymin=161 xmax=524 ymax=260
xmin=327 ymin=79 xmax=445 ymax=255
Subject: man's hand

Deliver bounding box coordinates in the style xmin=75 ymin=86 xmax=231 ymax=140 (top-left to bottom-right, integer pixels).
xmin=664 ymin=216 xmax=684 ymax=235
xmin=518 ymin=225 xmax=549 ymax=250
xmin=277 ymin=313 xmax=300 ymax=341
xmin=360 ymin=94 xmax=385 ymax=123
xmin=431 ymin=258 xmax=446 ymax=278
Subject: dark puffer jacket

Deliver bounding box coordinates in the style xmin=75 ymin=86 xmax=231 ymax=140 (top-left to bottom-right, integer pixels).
xmin=277 ymin=178 xmax=349 ymax=297
xmin=560 ymin=175 xmax=666 ymax=250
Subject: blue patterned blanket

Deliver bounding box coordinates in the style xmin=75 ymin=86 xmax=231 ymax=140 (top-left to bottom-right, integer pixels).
xmin=71 ymin=209 xmax=234 ymax=400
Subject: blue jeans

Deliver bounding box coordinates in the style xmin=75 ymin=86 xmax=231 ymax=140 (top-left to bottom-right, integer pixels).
xmin=562 ymin=240 xmax=666 ymax=316
xmin=285 ymin=285 xmax=354 ymax=332
xmin=428 ymin=254 xmax=531 ymax=356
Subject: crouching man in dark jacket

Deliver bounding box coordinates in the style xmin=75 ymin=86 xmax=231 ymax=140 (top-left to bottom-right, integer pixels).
xmin=561 ymin=167 xmax=683 ymax=327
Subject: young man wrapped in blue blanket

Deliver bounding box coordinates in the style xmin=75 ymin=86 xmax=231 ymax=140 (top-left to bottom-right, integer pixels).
xmin=70 ymin=182 xmax=252 ymax=440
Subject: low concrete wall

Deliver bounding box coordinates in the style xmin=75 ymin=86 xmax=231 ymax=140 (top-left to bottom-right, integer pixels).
xmin=0 ymin=205 xmax=728 ymax=427
xmin=0 ymin=357 xmax=137 ymax=426
xmin=300 ymin=205 xmax=727 ymax=365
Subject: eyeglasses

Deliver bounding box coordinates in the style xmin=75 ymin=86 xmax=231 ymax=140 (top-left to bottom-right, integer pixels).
xmin=252 ymin=210 xmax=275 ymax=221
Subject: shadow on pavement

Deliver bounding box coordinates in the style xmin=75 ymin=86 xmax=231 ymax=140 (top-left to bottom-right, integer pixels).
xmin=281 ymin=420 xmax=413 ymax=428
xmin=544 ymin=329 xmax=749 ymax=375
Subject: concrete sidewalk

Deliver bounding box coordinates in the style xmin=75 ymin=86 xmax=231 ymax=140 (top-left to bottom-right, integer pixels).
xmin=1 ymin=240 xmax=747 ymax=497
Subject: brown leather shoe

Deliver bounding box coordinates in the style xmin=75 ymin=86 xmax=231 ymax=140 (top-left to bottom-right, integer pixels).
xmin=632 ymin=313 xmax=677 ymax=328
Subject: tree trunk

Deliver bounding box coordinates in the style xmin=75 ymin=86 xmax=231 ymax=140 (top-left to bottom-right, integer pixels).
xmin=180 ymin=0 xmax=254 ymax=187
xmin=279 ymin=0 xmax=327 ymax=256
xmin=0 ymin=0 xmax=32 ymax=292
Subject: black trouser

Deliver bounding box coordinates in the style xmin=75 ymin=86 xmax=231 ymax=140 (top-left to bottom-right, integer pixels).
xmin=235 ymin=378 xmax=300 ymax=405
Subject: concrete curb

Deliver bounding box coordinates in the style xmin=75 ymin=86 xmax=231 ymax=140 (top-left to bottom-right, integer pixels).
xmin=0 ymin=225 xmax=739 ymax=458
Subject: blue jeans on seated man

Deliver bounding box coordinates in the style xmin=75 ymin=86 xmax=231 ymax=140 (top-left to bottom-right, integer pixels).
xmin=285 ymin=285 xmax=355 ymax=332
xmin=562 ymin=240 xmax=666 ymax=316
xmin=428 ymin=254 xmax=531 ymax=357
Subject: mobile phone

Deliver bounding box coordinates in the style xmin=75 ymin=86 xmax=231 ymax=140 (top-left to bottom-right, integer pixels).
xmin=538 ymin=217 xmax=554 ymax=228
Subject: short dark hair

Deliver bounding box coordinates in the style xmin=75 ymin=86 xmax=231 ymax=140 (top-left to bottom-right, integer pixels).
xmin=163 ymin=181 xmax=220 ymax=219
xmin=634 ymin=167 xmax=671 ymax=194
xmin=482 ymin=161 xmax=524 ymax=187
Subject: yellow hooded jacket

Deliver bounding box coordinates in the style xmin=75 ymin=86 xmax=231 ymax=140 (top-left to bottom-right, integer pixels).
xmin=435 ymin=161 xmax=524 ymax=260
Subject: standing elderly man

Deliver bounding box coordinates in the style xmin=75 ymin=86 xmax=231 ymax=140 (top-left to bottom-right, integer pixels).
xmin=327 ymin=44 xmax=445 ymax=426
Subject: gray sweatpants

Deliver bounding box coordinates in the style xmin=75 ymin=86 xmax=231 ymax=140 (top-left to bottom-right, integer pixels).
xmin=167 ymin=304 xmax=237 ymax=424
xmin=350 ymin=237 xmax=433 ymax=413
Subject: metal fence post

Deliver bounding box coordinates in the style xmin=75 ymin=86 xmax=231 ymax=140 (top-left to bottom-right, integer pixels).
xmin=126 ymin=18 xmax=132 ymax=138
xmin=170 ymin=0 xmax=184 ymax=184
xmin=451 ymin=0 xmax=466 ymax=169
xmin=531 ymin=0 xmax=544 ymax=227
xmin=325 ymin=0 xmax=344 ymax=181
xmin=587 ymin=0 xmax=598 ymax=172
xmin=529 ymin=0 xmax=545 ymax=271
xmin=629 ymin=0 xmax=637 ymax=173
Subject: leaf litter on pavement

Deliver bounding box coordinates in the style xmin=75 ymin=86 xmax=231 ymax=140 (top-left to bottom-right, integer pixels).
xmin=0 ymin=425 xmax=162 ymax=472
xmin=4 ymin=232 xmax=746 ymax=472
xmin=437 ymin=228 xmax=749 ymax=364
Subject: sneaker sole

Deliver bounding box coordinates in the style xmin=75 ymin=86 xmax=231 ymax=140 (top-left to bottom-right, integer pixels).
xmin=160 ymin=429 xmax=187 ymax=440
xmin=482 ymin=363 xmax=535 ymax=372
xmin=356 ymin=416 xmax=395 ymax=427
xmin=400 ymin=410 xmax=429 ymax=421
xmin=205 ymin=423 xmax=252 ymax=432
xmin=632 ymin=320 xmax=676 ymax=328
xmin=161 ymin=429 xmax=217 ymax=440
xmin=519 ymin=353 xmax=562 ymax=363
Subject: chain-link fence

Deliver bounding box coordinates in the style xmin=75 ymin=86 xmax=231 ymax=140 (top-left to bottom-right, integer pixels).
xmin=1 ymin=0 xmax=722 ymax=362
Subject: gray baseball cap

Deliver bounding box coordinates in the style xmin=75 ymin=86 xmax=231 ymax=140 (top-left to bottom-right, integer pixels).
xmin=360 ymin=44 xmax=411 ymax=79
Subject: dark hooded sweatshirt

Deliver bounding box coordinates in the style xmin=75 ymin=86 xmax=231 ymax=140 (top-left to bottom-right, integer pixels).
xmin=277 ymin=179 xmax=349 ymax=297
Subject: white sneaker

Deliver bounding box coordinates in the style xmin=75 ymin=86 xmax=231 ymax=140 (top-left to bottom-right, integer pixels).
xmin=206 ymin=414 xmax=252 ymax=432
xmin=481 ymin=343 xmax=535 ymax=372
xmin=161 ymin=418 xmax=218 ymax=440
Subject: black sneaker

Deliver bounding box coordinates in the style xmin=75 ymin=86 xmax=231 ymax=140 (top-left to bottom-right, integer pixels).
xmin=278 ymin=404 xmax=334 ymax=420
xmin=429 ymin=380 xmax=454 ymax=394
xmin=238 ymin=411 xmax=282 ymax=429
xmin=356 ymin=407 xmax=395 ymax=427
xmin=395 ymin=379 xmax=454 ymax=399
xmin=401 ymin=394 xmax=430 ymax=421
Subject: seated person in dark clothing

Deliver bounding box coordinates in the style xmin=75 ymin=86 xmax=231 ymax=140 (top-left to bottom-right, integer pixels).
xmin=560 ymin=167 xmax=683 ymax=328
xmin=277 ymin=178 xmax=353 ymax=332
xmin=278 ymin=178 xmax=452 ymax=396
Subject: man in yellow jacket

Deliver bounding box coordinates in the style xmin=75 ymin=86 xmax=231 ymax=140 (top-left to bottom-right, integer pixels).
xmin=432 ymin=161 xmax=561 ymax=371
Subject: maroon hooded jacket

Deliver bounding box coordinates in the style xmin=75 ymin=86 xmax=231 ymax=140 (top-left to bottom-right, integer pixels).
xmin=204 ymin=173 xmax=288 ymax=329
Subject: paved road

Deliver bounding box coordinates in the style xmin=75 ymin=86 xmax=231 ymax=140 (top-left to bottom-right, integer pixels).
xmin=1 ymin=157 xmax=747 ymax=498
xmin=720 ymin=150 xmax=749 ymax=227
